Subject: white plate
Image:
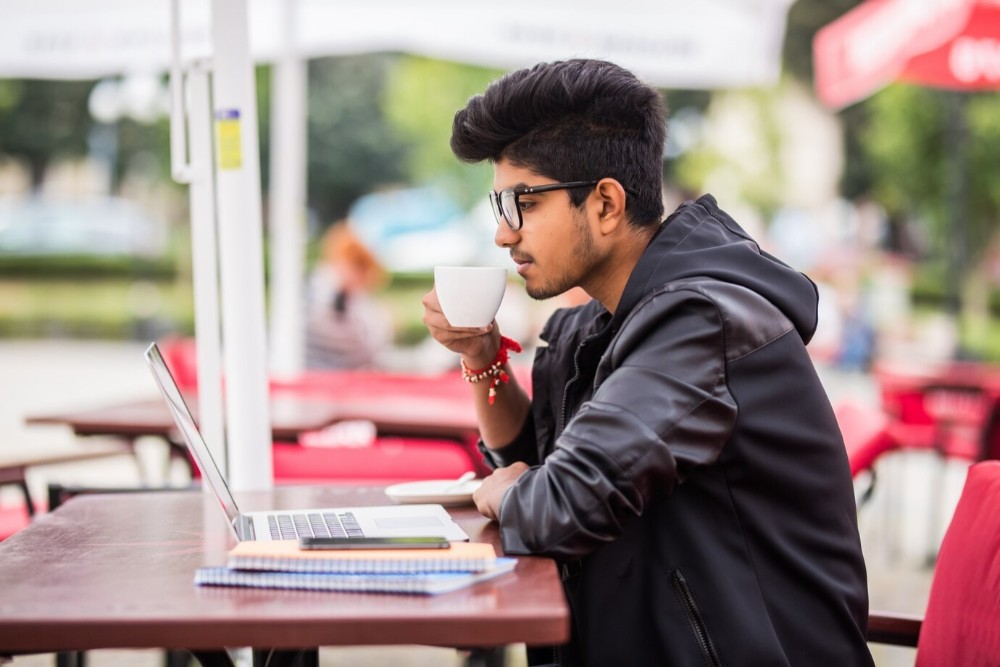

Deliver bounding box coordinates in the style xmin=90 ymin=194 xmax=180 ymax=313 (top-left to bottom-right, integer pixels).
xmin=384 ymin=479 xmax=483 ymax=506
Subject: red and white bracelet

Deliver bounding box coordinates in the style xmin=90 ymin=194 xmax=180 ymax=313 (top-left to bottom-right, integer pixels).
xmin=461 ymin=336 xmax=523 ymax=405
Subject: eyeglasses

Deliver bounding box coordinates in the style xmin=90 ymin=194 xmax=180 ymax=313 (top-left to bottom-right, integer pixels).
xmin=489 ymin=180 xmax=600 ymax=231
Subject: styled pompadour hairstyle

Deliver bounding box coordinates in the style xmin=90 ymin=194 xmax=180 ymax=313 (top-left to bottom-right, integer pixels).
xmin=451 ymin=59 xmax=667 ymax=226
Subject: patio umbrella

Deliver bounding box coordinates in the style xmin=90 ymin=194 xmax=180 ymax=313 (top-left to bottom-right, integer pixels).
xmin=814 ymin=0 xmax=1000 ymax=109
xmin=813 ymin=0 xmax=1000 ymax=328
xmin=0 ymin=0 xmax=795 ymax=87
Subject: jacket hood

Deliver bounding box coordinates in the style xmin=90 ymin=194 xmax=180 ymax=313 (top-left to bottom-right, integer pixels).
xmin=615 ymin=194 xmax=819 ymax=343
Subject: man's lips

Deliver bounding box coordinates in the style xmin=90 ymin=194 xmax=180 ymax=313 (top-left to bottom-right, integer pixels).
xmin=511 ymin=254 xmax=533 ymax=276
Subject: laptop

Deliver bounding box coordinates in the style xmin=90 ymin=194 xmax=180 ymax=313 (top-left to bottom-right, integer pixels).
xmin=144 ymin=342 xmax=469 ymax=542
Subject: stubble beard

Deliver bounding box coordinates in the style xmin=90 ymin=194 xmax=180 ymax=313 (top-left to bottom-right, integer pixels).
xmin=524 ymin=214 xmax=600 ymax=301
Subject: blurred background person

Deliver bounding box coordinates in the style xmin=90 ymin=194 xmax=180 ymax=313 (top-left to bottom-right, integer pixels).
xmin=304 ymin=222 xmax=392 ymax=369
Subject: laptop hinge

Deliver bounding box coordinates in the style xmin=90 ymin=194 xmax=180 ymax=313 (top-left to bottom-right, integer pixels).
xmin=237 ymin=515 xmax=255 ymax=541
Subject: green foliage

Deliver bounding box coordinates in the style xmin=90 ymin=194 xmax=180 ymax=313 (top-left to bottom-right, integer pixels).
xmin=0 ymin=79 xmax=95 ymax=188
xmin=967 ymin=93 xmax=1000 ymax=246
xmin=0 ymin=254 xmax=175 ymax=280
xmin=0 ymin=278 xmax=194 ymax=340
xmin=782 ymin=0 xmax=864 ymax=83
xmin=862 ymin=86 xmax=946 ymax=216
xmin=672 ymin=88 xmax=787 ymax=218
xmin=781 ymin=0 xmax=870 ymax=199
xmin=304 ymin=54 xmax=412 ymax=225
xmin=861 ymin=86 xmax=1000 ymax=265
xmin=382 ymin=57 xmax=502 ymax=208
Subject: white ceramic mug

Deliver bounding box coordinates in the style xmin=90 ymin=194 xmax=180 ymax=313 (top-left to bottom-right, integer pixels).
xmin=434 ymin=266 xmax=507 ymax=328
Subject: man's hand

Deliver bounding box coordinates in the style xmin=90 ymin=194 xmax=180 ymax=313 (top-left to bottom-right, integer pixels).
xmin=473 ymin=462 xmax=529 ymax=521
xmin=421 ymin=287 xmax=500 ymax=367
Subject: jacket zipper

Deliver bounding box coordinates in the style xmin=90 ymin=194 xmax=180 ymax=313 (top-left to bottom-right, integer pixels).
xmin=672 ymin=570 xmax=723 ymax=667
xmin=559 ymin=340 xmax=587 ymax=435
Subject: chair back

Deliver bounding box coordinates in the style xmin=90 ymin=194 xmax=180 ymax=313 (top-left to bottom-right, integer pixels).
xmin=923 ymin=384 xmax=992 ymax=460
xmin=916 ymin=461 xmax=1000 ymax=666
xmin=834 ymin=400 xmax=899 ymax=477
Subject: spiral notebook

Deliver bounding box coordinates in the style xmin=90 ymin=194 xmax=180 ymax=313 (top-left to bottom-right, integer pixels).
xmin=195 ymin=558 xmax=517 ymax=595
xmin=226 ymin=539 xmax=498 ymax=574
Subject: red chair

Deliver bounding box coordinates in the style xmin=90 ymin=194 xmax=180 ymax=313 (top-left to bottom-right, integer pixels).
xmin=835 ymin=400 xmax=900 ymax=478
xmin=876 ymin=361 xmax=1000 ymax=462
xmin=158 ymin=336 xmax=199 ymax=393
xmin=157 ymin=336 xmax=498 ymax=482
xmin=867 ymin=461 xmax=1000 ymax=664
xmin=922 ymin=384 xmax=995 ymax=461
xmin=272 ymin=437 xmax=477 ymax=485
xmin=0 ymin=502 xmax=30 ymax=541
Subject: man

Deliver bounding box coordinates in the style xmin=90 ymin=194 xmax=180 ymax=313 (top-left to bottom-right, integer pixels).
xmin=422 ymin=59 xmax=873 ymax=666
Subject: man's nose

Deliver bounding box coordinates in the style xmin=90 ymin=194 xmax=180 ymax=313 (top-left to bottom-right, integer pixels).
xmin=494 ymin=222 xmax=519 ymax=248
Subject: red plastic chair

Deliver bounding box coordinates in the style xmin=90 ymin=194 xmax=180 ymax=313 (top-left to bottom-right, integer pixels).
xmin=272 ymin=437 xmax=477 ymax=485
xmin=922 ymin=384 xmax=994 ymax=461
xmin=867 ymin=461 xmax=1000 ymax=665
xmin=158 ymin=336 xmax=200 ymax=393
xmin=835 ymin=400 xmax=900 ymax=478
xmin=876 ymin=361 xmax=1000 ymax=462
xmin=0 ymin=502 xmax=30 ymax=541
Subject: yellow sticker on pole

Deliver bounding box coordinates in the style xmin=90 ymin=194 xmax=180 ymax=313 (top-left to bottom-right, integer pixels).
xmin=214 ymin=109 xmax=243 ymax=170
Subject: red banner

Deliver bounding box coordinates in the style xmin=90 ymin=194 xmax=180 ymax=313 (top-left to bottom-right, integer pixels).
xmin=902 ymin=3 xmax=1000 ymax=88
xmin=813 ymin=0 xmax=996 ymax=109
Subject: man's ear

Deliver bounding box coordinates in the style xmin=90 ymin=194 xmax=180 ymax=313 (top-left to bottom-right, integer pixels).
xmin=593 ymin=179 xmax=628 ymax=235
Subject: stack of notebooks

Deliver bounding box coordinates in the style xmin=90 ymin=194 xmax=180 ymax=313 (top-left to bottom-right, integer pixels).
xmin=195 ymin=541 xmax=516 ymax=595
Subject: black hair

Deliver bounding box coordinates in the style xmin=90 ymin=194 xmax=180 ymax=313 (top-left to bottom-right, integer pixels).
xmin=451 ymin=59 xmax=667 ymax=226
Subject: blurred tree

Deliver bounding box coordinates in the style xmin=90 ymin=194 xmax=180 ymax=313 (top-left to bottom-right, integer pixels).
xmin=782 ymin=0 xmax=864 ymax=83
xmin=782 ymin=0 xmax=872 ymax=199
xmin=862 ymin=85 xmax=1000 ymax=274
xmin=0 ymin=79 xmax=94 ymax=191
xmin=671 ymin=86 xmax=788 ymax=218
xmin=382 ymin=56 xmax=503 ymax=209
xmin=303 ymin=54 xmax=412 ymax=225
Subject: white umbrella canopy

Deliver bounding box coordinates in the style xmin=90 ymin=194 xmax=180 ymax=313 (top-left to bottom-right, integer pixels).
xmin=1 ymin=0 xmax=794 ymax=87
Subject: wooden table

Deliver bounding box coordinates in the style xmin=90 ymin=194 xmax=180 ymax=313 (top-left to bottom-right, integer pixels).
xmin=26 ymin=391 xmax=489 ymax=478
xmin=26 ymin=391 xmax=481 ymax=445
xmin=0 ymin=484 xmax=569 ymax=663
xmin=25 ymin=396 xmax=349 ymax=442
xmin=0 ymin=442 xmax=131 ymax=516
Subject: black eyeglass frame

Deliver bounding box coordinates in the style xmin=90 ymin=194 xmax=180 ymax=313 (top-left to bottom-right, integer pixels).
xmin=489 ymin=180 xmax=601 ymax=231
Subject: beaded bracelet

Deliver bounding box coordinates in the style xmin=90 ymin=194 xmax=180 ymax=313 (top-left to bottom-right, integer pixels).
xmin=461 ymin=336 xmax=523 ymax=405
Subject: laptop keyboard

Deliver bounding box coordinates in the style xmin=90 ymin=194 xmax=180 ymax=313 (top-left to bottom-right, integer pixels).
xmin=266 ymin=511 xmax=363 ymax=540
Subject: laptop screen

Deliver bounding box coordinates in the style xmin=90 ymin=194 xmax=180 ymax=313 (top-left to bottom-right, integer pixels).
xmin=144 ymin=342 xmax=242 ymax=529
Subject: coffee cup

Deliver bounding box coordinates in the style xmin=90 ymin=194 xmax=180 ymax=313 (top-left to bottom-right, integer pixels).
xmin=433 ymin=266 xmax=507 ymax=328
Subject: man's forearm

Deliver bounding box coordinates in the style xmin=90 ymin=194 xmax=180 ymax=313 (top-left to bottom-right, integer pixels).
xmin=465 ymin=360 xmax=532 ymax=448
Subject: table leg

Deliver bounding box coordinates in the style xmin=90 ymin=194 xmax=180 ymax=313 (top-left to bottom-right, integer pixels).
xmin=464 ymin=647 xmax=507 ymax=667
xmin=55 ymin=652 xmax=85 ymax=667
xmin=16 ymin=479 xmax=35 ymax=517
xmin=188 ymin=650 xmax=233 ymax=667
xmin=0 ymin=468 xmax=34 ymax=517
xmin=251 ymin=649 xmax=318 ymax=667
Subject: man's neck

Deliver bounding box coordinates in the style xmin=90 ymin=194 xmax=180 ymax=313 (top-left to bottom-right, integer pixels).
xmin=585 ymin=225 xmax=658 ymax=314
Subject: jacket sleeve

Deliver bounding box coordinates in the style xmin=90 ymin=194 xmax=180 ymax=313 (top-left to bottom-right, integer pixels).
xmin=497 ymin=288 xmax=739 ymax=558
xmin=476 ymin=410 xmax=539 ymax=469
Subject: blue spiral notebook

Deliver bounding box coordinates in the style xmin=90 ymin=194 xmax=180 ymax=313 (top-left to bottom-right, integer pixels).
xmin=195 ymin=557 xmax=517 ymax=595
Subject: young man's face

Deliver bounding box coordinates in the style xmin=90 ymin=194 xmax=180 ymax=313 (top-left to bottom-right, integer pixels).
xmin=492 ymin=159 xmax=601 ymax=301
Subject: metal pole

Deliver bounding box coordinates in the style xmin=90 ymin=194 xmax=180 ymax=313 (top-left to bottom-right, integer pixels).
xmin=210 ymin=0 xmax=273 ymax=490
xmin=267 ymin=0 xmax=307 ymax=378
xmin=169 ymin=0 xmax=227 ymax=476
xmin=187 ymin=60 xmax=228 ymax=475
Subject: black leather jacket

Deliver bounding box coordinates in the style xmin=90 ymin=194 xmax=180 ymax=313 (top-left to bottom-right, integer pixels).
xmin=482 ymin=195 xmax=873 ymax=666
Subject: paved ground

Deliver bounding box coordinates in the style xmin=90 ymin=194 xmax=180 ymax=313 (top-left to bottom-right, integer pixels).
xmin=0 ymin=339 xmax=966 ymax=666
